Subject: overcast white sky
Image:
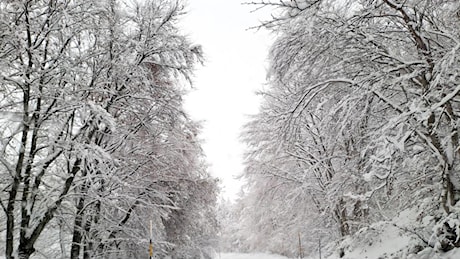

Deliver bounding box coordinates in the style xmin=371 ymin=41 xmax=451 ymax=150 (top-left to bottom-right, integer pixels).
xmin=180 ymin=0 xmax=273 ymax=200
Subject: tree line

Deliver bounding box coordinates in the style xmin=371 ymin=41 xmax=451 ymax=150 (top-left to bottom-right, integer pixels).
xmin=232 ymin=0 xmax=460 ymax=258
xmin=0 ymin=0 xmax=218 ymax=258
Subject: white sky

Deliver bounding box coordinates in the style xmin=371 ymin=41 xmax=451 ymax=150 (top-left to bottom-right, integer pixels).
xmin=180 ymin=0 xmax=273 ymax=200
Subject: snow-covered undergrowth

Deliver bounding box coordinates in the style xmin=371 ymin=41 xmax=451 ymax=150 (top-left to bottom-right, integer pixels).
xmin=331 ymin=204 xmax=460 ymax=259
xmin=216 ymin=252 xmax=288 ymax=259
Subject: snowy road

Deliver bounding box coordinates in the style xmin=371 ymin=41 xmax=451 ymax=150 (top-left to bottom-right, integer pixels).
xmin=215 ymin=253 xmax=287 ymax=259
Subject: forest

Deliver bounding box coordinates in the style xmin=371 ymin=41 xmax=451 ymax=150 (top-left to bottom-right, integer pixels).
xmin=0 ymin=0 xmax=218 ymax=258
xmin=223 ymin=0 xmax=460 ymax=258
xmin=1 ymin=0 xmax=460 ymax=259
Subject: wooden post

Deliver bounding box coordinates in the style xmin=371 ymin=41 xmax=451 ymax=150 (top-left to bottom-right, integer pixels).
xmin=298 ymin=232 xmax=303 ymax=258
xmin=149 ymin=220 xmax=153 ymax=259
xmin=318 ymin=236 xmax=321 ymax=259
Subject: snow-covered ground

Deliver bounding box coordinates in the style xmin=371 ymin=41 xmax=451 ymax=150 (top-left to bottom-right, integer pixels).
xmin=328 ymin=206 xmax=460 ymax=259
xmin=216 ymin=252 xmax=287 ymax=259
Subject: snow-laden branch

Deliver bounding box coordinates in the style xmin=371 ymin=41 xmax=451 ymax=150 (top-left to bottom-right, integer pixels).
xmin=291 ymin=78 xmax=355 ymax=116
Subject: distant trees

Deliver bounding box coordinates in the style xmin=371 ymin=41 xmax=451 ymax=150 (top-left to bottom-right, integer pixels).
xmin=0 ymin=0 xmax=218 ymax=258
xmin=238 ymin=0 xmax=460 ymax=257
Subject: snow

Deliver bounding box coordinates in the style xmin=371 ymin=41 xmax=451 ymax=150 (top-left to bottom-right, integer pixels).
xmin=215 ymin=252 xmax=288 ymax=259
xmin=216 ymin=247 xmax=460 ymax=259
xmin=341 ymin=224 xmax=413 ymax=259
xmin=331 ymin=206 xmax=460 ymax=259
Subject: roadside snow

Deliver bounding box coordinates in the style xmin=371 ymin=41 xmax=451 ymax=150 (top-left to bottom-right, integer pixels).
xmin=341 ymin=224 xmax=413 ymax=258
xmin=216 ymin=252 xmax=287 ymax=259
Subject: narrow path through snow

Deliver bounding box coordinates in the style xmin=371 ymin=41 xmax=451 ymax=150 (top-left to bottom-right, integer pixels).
xmin=215 ymin=252 xmax=287 ymax=259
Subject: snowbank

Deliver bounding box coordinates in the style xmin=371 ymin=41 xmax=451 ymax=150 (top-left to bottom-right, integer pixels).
xmin=216 ymin=252 xmax=288 ymax=259
xmin=330 ymin=206 xmax=460 ymax=259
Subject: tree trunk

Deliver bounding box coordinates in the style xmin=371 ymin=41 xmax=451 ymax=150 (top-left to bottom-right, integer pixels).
xmin=335 ymin=198 xmax=350 ymax=237
xmin=83 ymin=213 xmax=94 ymax=259
xmin=71 ymin=171 xmax=89 ymax=259
xmin=70 ymin=196 xmax=85 ymax=259
xmin=5 ymin=177 xmax=20 ymax=259
xmin=17 ymin=243 xmax=35 ymax=259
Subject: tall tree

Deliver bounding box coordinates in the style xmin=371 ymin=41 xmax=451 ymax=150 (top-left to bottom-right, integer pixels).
xmin=239 ymin=0 xmax=460 ymax=257
xmin=0 ymin=0 xmax=218 ymax=258
xmin=0 ymin=1 xmax=109 ymax=257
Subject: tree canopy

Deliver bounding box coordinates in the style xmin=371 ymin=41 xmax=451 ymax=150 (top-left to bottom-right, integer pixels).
xmin=235 ymin=0 xmax=460 ymax=257
xmin=0 ymin=0 xmax=218 ymax=258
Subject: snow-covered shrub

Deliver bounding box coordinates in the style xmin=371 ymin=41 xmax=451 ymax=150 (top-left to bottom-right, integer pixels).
xmin=434 ymin=212 xmax=460 ymax=252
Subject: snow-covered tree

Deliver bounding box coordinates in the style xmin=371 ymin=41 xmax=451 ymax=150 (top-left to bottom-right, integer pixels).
xmin=239 ymin=0 xmax=460 ymax=257
xmin=0 ymin=0 xmax=218 ymax=258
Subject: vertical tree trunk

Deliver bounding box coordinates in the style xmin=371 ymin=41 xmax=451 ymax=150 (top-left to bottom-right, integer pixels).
xmin=84 ymin=199 xmax=102 ymax=259
xmin=70 ymin=196 xmax=85 ymax=259
xmin=441 ymin=164 xmax=459 ymax=214
xmin=7 ymin=2 xmax=33 ymax=257
xmin=6 ymin=177 xmax=20 ymax=259
xmin=71 ymin=172 xmax=89 ymax=259
xmin=335 ymin=198 xmax=350 ymax=237
xmin=17 ymin=243 xmax=35 ymax=259
xmin=83 ymin=217 xmax=93 ymax=259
